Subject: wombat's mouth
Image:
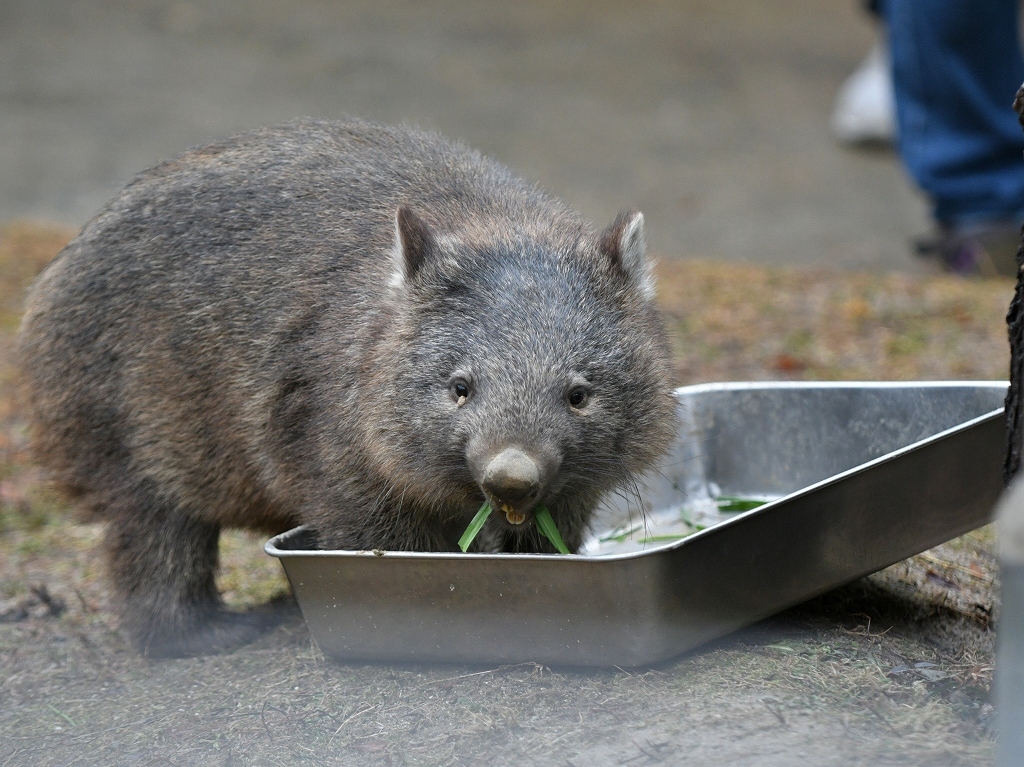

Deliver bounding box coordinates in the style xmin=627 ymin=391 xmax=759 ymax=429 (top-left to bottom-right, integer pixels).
xmin=496 ymin=500 xmax=528 ymax=526
xmin=460 ymin=497 xmax=571 ymax=554
xmin=481 ymin=495 xmax=536 ymax=528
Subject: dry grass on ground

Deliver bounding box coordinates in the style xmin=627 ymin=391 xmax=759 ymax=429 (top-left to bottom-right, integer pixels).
xmin=657 ymin=259 xmax=1012 ymax=384
xmin=0 ymin=221 xmax=1016 ymax=766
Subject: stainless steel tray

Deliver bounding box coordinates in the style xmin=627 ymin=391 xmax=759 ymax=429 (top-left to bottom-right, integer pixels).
xmin=266 ymin=381 xmax=1008 ymax=667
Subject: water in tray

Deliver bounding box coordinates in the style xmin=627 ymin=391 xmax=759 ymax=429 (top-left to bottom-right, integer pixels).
xmin=580 ymin=485 xmax=776 ymax=556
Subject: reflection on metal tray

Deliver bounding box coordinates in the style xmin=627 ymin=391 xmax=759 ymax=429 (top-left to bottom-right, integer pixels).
xmin=266 ymin=381 xmax=1008 ymax=667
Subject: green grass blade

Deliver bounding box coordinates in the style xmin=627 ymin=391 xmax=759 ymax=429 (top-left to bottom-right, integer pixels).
xmin=534 ymin=505 xmax=570 ymax=554
xmin=715 ymin=496 xmax=769 ymax=513
xmin=458 ymin=502 xmax=493 ymax=552
xmin=639 ymin=531 xmax=703 ymax=543
xmin=598 ymin=521 xmax=644 ymax=543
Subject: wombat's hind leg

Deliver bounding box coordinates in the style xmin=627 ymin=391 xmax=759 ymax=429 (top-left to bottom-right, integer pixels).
xmin=105 ymin=496 xmax=287 ymax=657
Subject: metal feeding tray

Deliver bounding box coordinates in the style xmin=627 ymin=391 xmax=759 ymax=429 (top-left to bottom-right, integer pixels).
xmin=266 ymin=381 xmax=1007 ymax=667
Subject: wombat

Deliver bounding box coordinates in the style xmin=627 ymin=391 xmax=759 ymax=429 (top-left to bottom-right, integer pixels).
xmin=17 ymin=118 xmax=678 ymax=657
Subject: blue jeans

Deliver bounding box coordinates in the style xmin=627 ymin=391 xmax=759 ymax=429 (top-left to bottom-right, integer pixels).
xmin=883 ymin=0 xmax=1024 ymax=227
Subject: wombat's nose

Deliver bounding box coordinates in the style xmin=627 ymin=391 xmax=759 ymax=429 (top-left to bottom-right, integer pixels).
xmin=481 ymin=448 xmax=541 ymax=511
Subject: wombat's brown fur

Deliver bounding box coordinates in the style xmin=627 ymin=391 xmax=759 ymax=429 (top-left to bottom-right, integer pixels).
xmin=18 ymin=119 xmax=678 ymax=656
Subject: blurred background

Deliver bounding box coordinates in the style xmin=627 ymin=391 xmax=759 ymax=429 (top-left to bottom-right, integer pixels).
xmin=0 ymin=0 xmax=932 ymax=272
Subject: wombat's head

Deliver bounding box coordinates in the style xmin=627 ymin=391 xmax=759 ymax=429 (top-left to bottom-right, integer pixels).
xmin=372 ymin=206 xmax=678 ymax=553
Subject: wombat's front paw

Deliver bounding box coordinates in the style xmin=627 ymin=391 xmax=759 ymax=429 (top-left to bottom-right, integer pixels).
xmin=137 ymin=598 xmax=299 ymax=658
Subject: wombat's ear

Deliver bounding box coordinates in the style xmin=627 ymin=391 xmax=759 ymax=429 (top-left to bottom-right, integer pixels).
xmin=598 ymin=210 xmax=655 ymax=300
xmin=392 ymin=205 xmax=435 ymax=285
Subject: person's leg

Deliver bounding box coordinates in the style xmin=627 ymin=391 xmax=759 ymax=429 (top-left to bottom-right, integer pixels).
xmin=884 ymin=0 xmax=1024 ymax=228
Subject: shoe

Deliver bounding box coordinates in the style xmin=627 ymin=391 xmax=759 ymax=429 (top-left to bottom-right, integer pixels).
xmin=831 ymin=38 xmax=896 ymax=145
xmin=914 ymin=221 xmax=1022 ymax=277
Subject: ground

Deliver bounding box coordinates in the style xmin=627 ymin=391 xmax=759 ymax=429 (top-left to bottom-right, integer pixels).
xmin=0 ymin=222 xmax=1014 ymax=766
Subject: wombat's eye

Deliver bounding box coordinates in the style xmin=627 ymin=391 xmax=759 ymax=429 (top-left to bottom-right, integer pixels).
xmin=450 ymin=377 xmax=471 ymax=404
xmin=567 ymin=386 xmax=590 ymax=410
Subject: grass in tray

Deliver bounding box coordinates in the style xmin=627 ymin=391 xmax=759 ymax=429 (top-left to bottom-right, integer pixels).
xmin=599 ymin=496 xmax=770 ymax=547
xmin=458 ymin=502 xmax=570 ymax=554
xmin=715 ymin=496 xmax=769 ymax=513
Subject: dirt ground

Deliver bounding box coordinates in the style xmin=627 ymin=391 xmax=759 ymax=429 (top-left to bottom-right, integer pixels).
xmin=0 ymin=222 xmax=1014 ymax=766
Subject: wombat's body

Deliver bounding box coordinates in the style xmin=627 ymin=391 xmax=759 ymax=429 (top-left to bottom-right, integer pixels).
xmin=18 ymin=119 xmax=677 ymax=656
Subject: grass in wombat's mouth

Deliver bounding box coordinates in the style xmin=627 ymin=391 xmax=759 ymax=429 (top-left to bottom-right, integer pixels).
xmin=458 ymin=502 xmax=493 ymax=552
xmin=458 ymin=502 xmax=571 ymax=554
xmin=534 ymin=506 xmax=570 ymax=554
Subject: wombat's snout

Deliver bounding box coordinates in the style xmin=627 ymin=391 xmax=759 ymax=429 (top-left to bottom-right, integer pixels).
xmin=480 ymin=448 xmax=542 ymax=523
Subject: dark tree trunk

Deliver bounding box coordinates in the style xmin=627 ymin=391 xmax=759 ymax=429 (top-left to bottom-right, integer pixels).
xmin=1003 ymin=85 xmax=1024 ymax=484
